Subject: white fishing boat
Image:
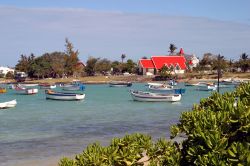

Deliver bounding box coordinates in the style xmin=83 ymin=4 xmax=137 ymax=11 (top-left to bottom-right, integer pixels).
xmin=14 ymin=85 xmax=38 ymax=95
xmin=147 ymin=80 xmax=177 ymax=87
xmin=0 ymin=99 xmax=17 ymax=109
xmin=45 ymin=90 xmax=85 ymax=100
xmin=197 ymin=83 xmax=217 ymax=91
xmin=130 ymin=90 xmax=181 ymax=102
xmin=221 ymin=78 xmax=244 ymax=85
xmin=148 ymin=84 xmax=173 ymax=91
xmin=19 ymin=83 xmax=38 ymax=87
xmin=109 ymin=81 xmax=132 ymax=87
xmin=185 ymin=81 xmax=203 ymax=86
xmin=39 ymin=84 xmax=56 ymax=89
xmin=147 ymin=82 xmax=163 ymax=86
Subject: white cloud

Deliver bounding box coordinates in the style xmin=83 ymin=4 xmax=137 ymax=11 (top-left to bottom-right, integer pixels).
xmin=0 ymin=6 xmax=250 ymax=66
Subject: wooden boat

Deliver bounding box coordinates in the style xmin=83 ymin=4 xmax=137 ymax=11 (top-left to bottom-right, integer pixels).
xmin=14 ymin=85 xmax=38 ymax=95
xmin=39 ymin=84 xmax=56 ymax=89
xmin=0 ymin=99 xmax=17 ymax=109
xmin=45 ymin=90 xmax=85 ymax=100
xmin=62 ymin=84 xmax=85 ymax=91
xmin=109 ymin=81 xmax=132 ymax=87
xmin=130 ymin=90 xmax=181 ymax=102
xmin=0 ymin=87 xmax=7 ymax=93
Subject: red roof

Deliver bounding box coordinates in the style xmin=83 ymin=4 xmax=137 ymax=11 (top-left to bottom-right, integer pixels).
xmin=139 ymin=59 xmax=155 ymax=68
xmin=151 ymin=56 xmax=187 ymax=70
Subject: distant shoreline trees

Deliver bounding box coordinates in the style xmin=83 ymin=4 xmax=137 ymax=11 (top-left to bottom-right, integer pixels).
xmin=15 ymin=39 xmax=138 ymax=78
xmin=15 ymin=39 xmax=80 ymax=79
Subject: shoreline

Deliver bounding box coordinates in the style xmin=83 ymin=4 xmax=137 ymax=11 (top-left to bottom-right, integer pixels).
xmin=1 ymin=74 xmax=249 ymax=85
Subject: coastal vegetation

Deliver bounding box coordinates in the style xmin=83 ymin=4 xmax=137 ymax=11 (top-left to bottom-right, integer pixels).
xmin=59 ymin=82 xmax=250 ymax=165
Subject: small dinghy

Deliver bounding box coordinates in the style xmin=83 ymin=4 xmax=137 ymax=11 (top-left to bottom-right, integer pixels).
xmin=62 ymin=84 xmax=85 ymax=91
xmin=109 ymin=81 xmax=132 ymax=87
xmin=148 ymin=84 xmax=173 ymax=91
xmin=0 ymin=87 xmax=7 ymax=93
xmin=130 ymin=90 xmax=181 ymax=102
xmin=196 ymin=83 xmax=217 ymax=91
xmin=45 ymin=90 xmax=85 ymax=100
xmin=148 ymin=84 xmax=185 ymax=94
xmin=0 ymin=99 xmax=17 ymax=109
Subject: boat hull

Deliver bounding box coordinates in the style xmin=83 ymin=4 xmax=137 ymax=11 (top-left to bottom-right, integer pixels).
xmin=0 ymin=100 xmax=17 ymax=109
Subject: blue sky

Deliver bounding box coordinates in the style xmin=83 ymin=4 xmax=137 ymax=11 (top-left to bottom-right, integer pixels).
xmin=1 ymin=0 xmax=250 ymax=66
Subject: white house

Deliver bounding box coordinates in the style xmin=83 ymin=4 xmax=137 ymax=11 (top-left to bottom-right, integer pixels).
xmin=189 ymin=54 xmax=199 ymax=68
xmin=0 ymin=66 xmax=15 ymax=77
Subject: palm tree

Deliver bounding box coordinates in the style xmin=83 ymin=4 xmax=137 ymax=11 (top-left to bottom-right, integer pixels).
xmin=169 ymin=44 xmax=177 ymax=55
xmin=121 ymin=54 xmax=126 ymax=63
xmin=240 ymin=53 xmax=249 ymax=72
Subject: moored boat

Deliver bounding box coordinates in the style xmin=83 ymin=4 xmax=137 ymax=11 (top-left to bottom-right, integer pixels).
xmin=14 ymin=85 xmax=38 ymax=95
xmin=61 ymin=84 xmax=85 ymax=91
xmin=0 ymin=87 xmax=7 ymax=93
xmin=39 ymin=84 xmax=56 ymax=89
xmin=147 ymin=82 xmax=164 ymax=86
xmin=45 ymin=90 xmax=85 ymax=100
xmin=109 ymin=81 xmax=132 ymax=87
xmin=0 ymin=99 xmax=17 ymax=109
xmin=130 ymin=90 xmax=181 ymax=102
xmin=185 ymin=81 xmax=202 ymax=86
xmin=19 ymin=83 xmax=39 ymax=87
xmin=148 ymin=84 xmax=173 ymax=91
xmin=196 ymin=83 xmax=217 ymax=91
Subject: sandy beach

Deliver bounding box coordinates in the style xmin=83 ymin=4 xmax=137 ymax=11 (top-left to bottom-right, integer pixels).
xmin=1 ymin=72 xmax=249 ymax=85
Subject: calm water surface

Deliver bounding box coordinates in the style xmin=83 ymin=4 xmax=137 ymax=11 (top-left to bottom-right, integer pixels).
xmin=0 ymin=83 xmax=235 ymax=165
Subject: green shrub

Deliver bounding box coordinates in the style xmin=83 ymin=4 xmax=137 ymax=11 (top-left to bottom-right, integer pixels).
xmin=171 ymin=82 xmax=250 ymax=165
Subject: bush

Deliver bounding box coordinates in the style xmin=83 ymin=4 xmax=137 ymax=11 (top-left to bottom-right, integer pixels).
xmin=171 ymin=82 xmax=250 ymax=165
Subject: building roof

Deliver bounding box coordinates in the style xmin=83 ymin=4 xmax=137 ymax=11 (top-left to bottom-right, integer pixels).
xmin=151 ymin=56 xmax=187 ymax=70
xmin=139 ymin=59 xmax=155 ymax=69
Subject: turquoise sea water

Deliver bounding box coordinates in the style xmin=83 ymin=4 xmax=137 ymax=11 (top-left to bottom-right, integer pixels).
xmin=0 ymin=83 xmax=235 ymax=165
